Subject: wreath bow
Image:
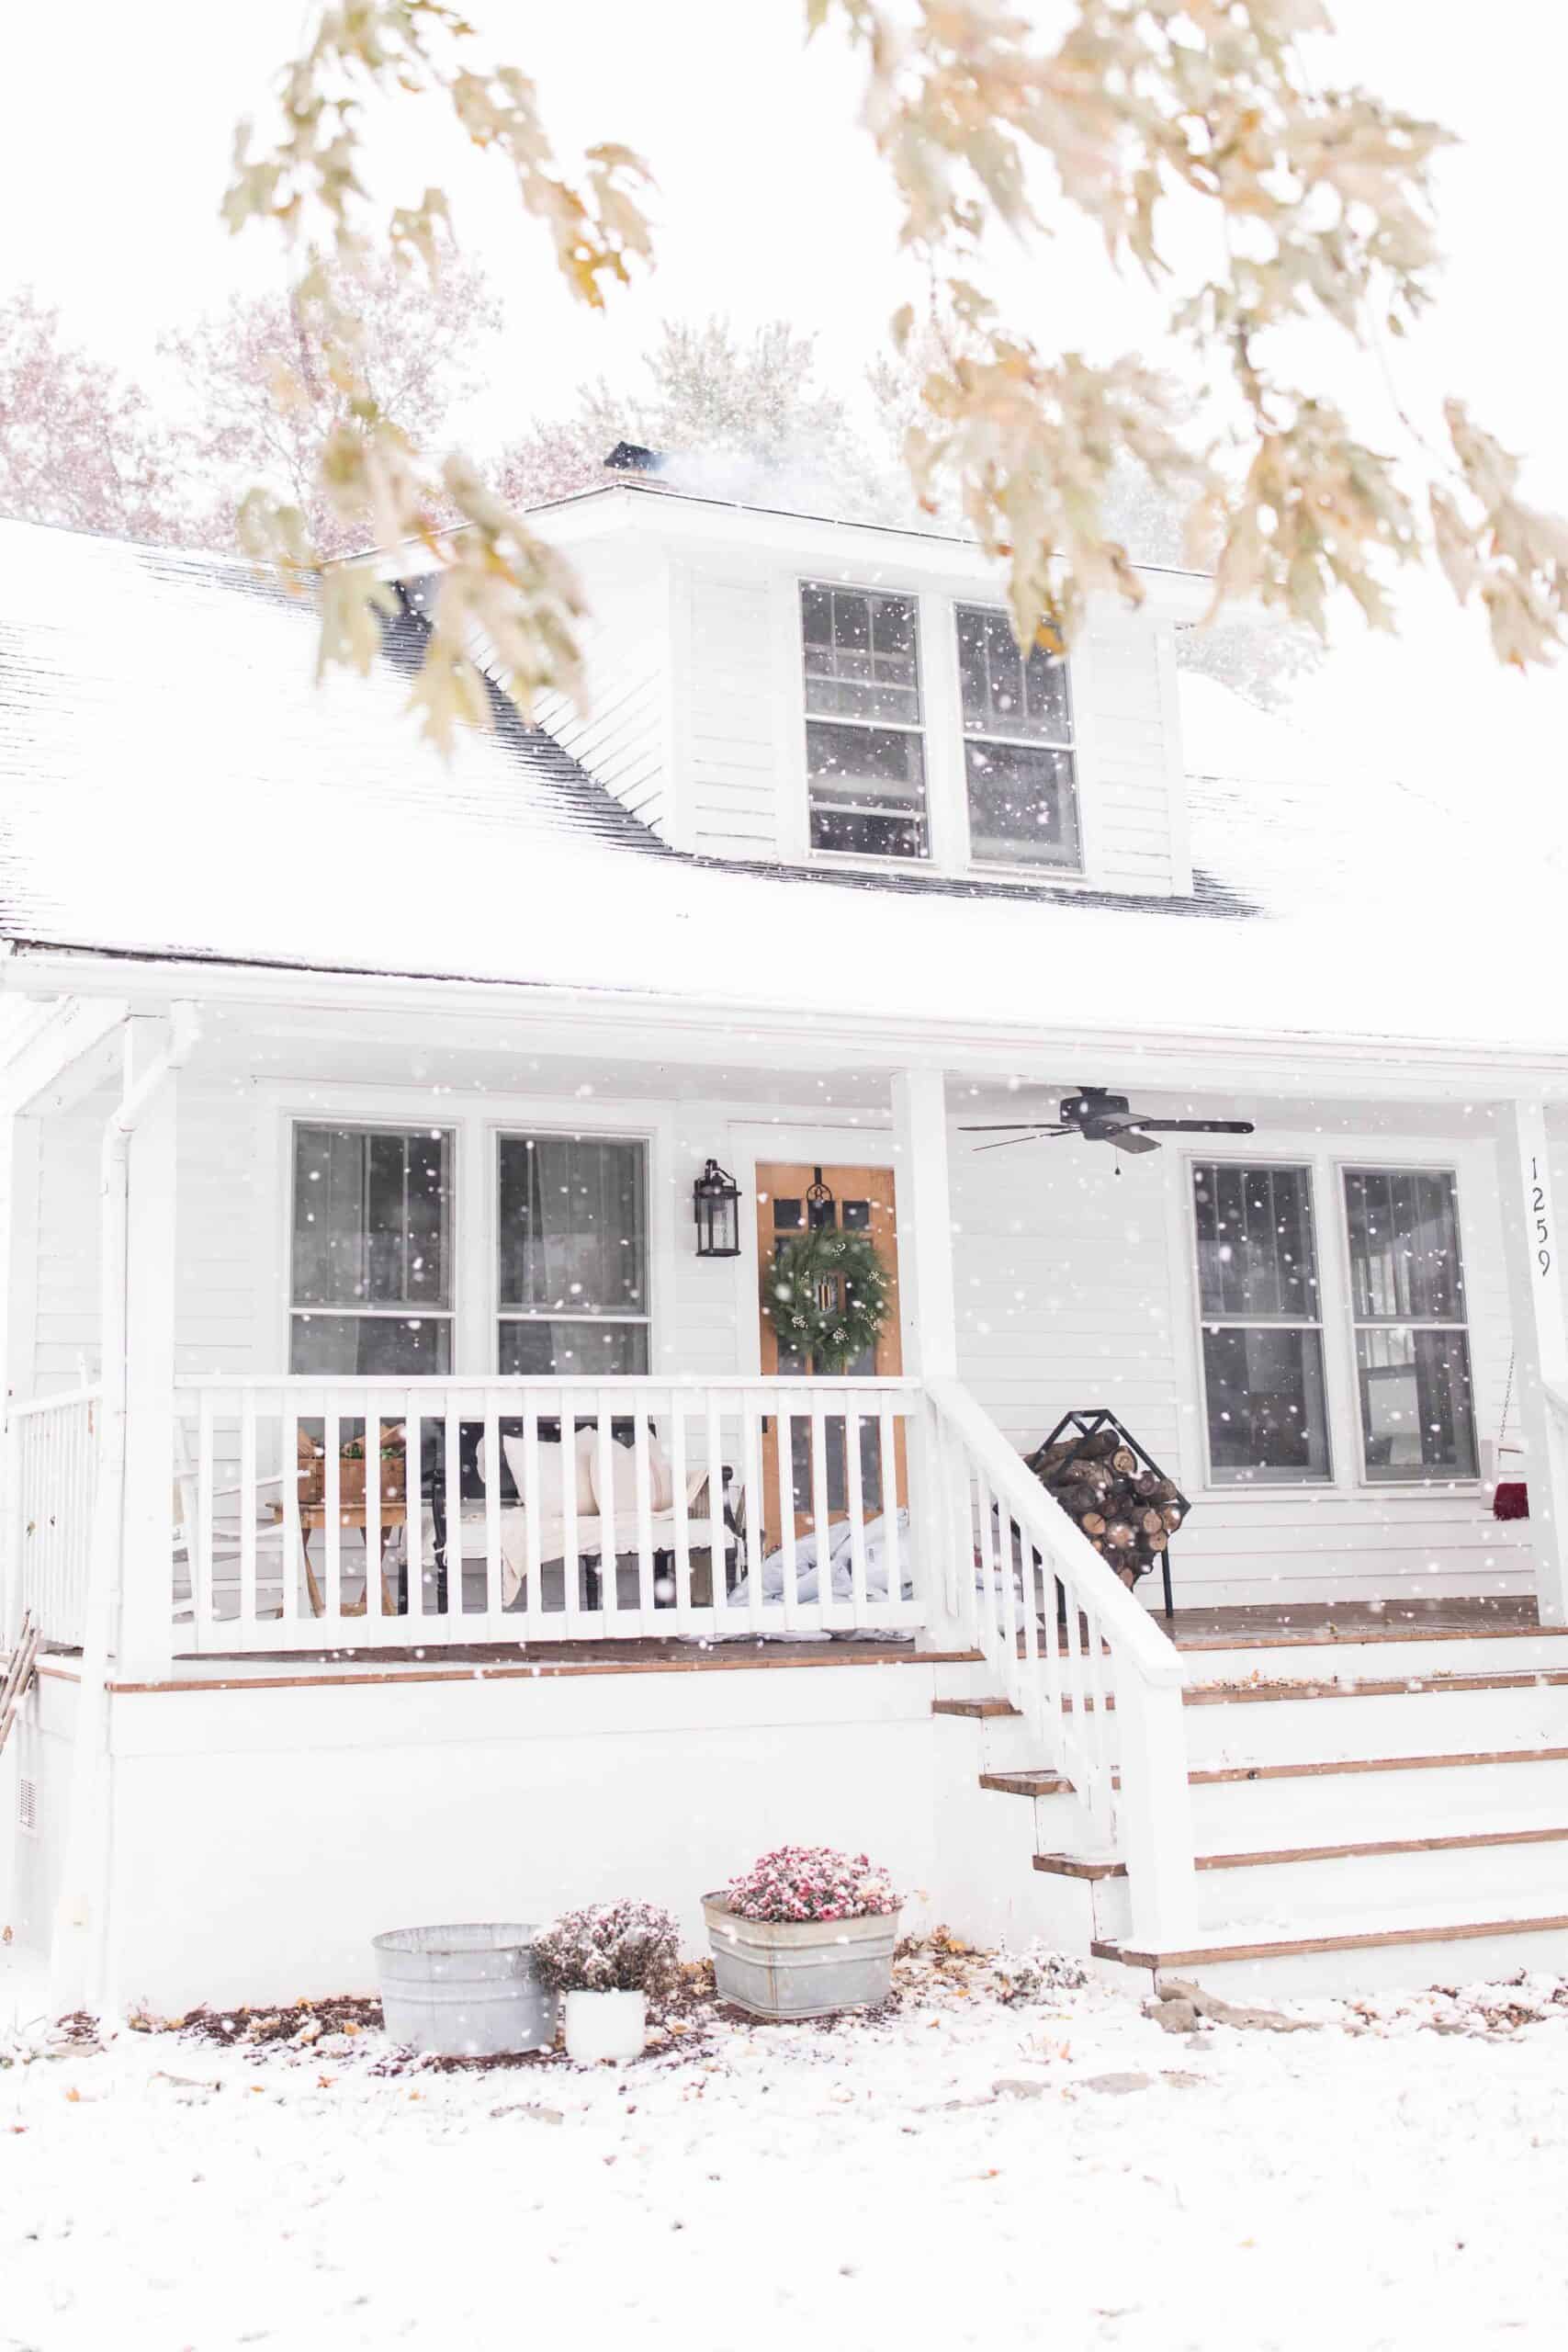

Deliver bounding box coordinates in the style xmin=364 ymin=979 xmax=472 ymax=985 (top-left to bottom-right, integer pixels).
xmin=764 ymin=1227 xmax=891 ymax=1372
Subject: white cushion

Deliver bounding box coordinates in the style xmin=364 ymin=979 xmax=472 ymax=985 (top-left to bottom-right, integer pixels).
xmin=589 ymin=1435 xmax=675 ymax=1521
xmin=499 ymin=1426 xmax=598 ymax=1517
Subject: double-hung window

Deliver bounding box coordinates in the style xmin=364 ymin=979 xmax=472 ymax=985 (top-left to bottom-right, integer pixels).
xmin=1192 ymin=1161 xmax=1331 ymax=1484
xmin=955 ymin=605 xmax=1079 ymax=869
xmin=1343 ymin=1168 xmax=1477 ymax=1482
xmin=496 ymin=1135 xmax=650 ymax=1376
xmin=800 ymin=582 xmax=928 ymax=860
xmin=290 ymin=1124 xmax=453 ymax=1374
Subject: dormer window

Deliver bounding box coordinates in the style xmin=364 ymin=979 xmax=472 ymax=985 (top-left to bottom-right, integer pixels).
xmin=800 ymin=583 xmax=928 ymax=860
xmin=956 ymin=605 xmax=1079 ymax=869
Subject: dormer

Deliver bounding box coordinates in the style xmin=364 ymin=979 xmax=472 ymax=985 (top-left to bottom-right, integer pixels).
xmin=520 ymin=467 xmax=1213 ymax=901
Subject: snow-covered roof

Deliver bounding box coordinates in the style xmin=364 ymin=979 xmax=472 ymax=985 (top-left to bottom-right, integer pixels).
xmin=0 ymin=519 xmax=1551 ymax=1058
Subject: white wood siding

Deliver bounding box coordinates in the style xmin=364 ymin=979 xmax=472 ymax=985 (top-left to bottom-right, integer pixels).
xmin=1077 ymin=620 xmax=1179 ymax=896
xmin=681 ymin=567 xmax=781 ymax=859
xmin=533 ymin=537 xmax=671 ymax=833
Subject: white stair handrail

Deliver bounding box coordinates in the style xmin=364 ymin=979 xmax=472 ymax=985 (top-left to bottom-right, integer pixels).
xmin=926 ymin=1376 xmax=1199 ymax=1952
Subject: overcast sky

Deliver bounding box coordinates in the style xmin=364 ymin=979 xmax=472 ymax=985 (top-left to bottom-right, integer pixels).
xmin=7 ymin=2 xmax=1566 ymax=826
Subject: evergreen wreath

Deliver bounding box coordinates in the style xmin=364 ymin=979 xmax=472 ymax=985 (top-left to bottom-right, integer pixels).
xmin=764 ymin=1227 xmax=891 ymax=1371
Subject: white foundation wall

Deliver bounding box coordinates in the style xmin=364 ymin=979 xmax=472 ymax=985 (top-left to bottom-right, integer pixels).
xmin=951 ymin=1112 xmax=1532 ymax=1608
xmin=90 ymin=1662 xmax=953 ymax=2010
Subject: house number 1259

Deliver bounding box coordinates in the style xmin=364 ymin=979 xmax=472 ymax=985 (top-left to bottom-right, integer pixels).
xmin=1533 ymin=1156 xmax=1552 ymax=1278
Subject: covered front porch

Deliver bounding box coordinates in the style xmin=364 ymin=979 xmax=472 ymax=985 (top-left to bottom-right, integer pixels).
xmin=6 ymin=982 xmax=1568 ymax=1668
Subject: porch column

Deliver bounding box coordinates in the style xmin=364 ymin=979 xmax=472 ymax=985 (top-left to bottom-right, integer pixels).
xmin=1495 ymin=1099 xmax=1568 ymax=1626
xmin=114 ymin=1022 xmax=177 ymax=1679
xmin=891 ymin=1069 xmax=964 ymax=1650
xmin=890 ymin=1069 xmax=958 ymax=1378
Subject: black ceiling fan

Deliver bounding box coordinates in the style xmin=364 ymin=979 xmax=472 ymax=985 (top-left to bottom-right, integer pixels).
xmin=961 ymin=1086 xmax=1256 ymax=1158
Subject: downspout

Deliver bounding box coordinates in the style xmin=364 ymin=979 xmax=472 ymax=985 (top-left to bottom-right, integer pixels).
xmin=51 ymin=1002 xmax=202 ymax=2018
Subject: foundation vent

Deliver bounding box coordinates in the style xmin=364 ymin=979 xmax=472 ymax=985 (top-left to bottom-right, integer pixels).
xmin=17 ymin=1775 xmax=38 ymax=1835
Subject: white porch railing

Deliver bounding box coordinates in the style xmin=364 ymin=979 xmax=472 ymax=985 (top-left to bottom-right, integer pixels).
xmin=925 ymin=1378 xmax=1198 ymax=1948
xmin=171 ymin=1375 xmax=925 ymax=1655
xmin=6 ymin=1385 xmax=100 ymax=1649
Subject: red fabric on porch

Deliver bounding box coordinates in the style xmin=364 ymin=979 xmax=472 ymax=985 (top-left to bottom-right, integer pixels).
xmin=1493 ymin=1480 xmax=1529 ymax=1521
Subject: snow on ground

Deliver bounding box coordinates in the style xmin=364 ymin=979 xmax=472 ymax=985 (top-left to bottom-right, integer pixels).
xmin=5 ymin=1939 xmax=1568 ymax=2352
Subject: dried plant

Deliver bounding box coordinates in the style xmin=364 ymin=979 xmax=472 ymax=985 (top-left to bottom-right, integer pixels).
xmin=217 ymin=1 xmax=1568 ymax=750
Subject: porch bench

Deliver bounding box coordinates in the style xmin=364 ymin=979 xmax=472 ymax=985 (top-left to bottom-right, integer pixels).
xmin=420 ymin=1420 xmax=739 ymax=1611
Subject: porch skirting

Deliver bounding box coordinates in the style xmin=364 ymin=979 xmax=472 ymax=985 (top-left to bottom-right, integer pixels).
xmin=6 ymin=1650 xmax=1052 ymax=2013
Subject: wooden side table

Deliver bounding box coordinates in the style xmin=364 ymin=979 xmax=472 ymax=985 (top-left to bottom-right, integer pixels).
xmin=269 ymin=1501 xmax=409 ymax=1618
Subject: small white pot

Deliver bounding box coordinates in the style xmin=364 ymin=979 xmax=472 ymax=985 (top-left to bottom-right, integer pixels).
xmin=562 ymin=1987 xmax=647 ymax=2064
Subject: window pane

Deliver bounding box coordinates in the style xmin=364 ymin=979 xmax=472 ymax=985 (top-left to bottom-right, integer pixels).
xmin=964 ymin=741 xmax=1080 ymax=867
xmin=956 ymin=606 xmax=1071 ymax=741
xmin=1357 ymin=1328 xmax=1477 ymax=1481
xmin=1193 ymin=1164 xmax=1319 ymax=1320
xmin=497 ymin=1136 xmax=648 ymax=1315
xmin=497 ymin=1319 xmax=651 ymax=1377
xmin=292 ymin=1125 xmax=450 ymax=1309
xmin=289 ymin=1313 xmax=452 ymax=1376
xmin=807 ymin=720 xmax=928 ymax=858
xmin=1344 ymin=1168 xmax=1464 ymax=1322
xmin=1201 ymin=1326 xmax=1331 ymax=1484
xmin=801 ymin=584 xmax=921 ymax=726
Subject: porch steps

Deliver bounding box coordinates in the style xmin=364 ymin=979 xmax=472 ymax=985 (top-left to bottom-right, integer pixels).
xmin=946 ymin=1620 xmax=1568 ymax=1996
xmin=1091 ymin=1905 xmax=1568 ymax=2003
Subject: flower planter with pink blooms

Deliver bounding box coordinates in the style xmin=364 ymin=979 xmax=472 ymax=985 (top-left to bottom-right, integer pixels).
xmin=703 ymin=1846 xmax=902 ymax=2020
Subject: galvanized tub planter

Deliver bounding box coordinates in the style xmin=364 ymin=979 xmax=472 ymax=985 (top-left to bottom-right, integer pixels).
xmin=702 ymin=1895 xmax=902 ymax=2019
xmin=373 ymin=1923 xmax=558 ymax=2057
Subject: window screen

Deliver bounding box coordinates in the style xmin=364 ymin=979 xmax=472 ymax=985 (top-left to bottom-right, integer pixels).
xmin=801 ymin=583 xmax=928 ymax=860
xmin=497 ymin=1135 xmax=650 ymax=1377
xmin=289 ymin=1125 xmax=453 ymax=1375
xmin=955 ymin=605 xmax=1079 ymax=868
xmin=1192 ymin=1162 xmax=1330 ymax=1485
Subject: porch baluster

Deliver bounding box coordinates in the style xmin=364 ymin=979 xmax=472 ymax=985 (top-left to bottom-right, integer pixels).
xmin=774 ymin=1392 xmax=799 ymax=1634
xmin=844 ymin=1398 xmax=870 ymax=1630
xmin=740 ymin=1394 xmax=765 ymax=1633
xmin=632 ymin=1402 xmax=657 ymax=1633
xmin=239 ymin=1388 xmax=258 ymax=1634
xmin=443 ymin=1400 xmax=463 ymax=1625
xmin=596 ymin=1393 xmax=620 ymax=1629
xmin=667 ymin=1394 xmax=693 ymax=1631
xmin=401 ymin=1397 xmax=423 ymax=1623
xmin=482 ymin=1392 xmax=503 ymax=1632
xmin=705 ymin=1390 xmax=728 ymax=1629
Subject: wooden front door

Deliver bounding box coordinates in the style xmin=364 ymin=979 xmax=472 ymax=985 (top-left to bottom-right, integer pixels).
xmin=755 ymin=1162 xmax=906 ymax=1554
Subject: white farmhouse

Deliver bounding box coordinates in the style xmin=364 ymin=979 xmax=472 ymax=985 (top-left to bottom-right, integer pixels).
xmin=3 ymin=465 xmax=1566 ymax=2012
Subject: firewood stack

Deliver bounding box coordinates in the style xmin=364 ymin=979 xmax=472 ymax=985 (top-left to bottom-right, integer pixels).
xmin=1029 ymin=1427 xmax=1187 ymax=1589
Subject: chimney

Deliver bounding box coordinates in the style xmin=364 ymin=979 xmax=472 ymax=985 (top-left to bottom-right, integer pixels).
xmin=604 ymin=441 xmax=664 ymax=477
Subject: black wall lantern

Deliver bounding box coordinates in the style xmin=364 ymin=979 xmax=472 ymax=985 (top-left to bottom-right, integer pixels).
xmin=693 ymin=1159 xmax=742 ymax=1258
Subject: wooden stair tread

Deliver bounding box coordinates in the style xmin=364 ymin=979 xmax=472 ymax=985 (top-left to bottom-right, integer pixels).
xmin=1035 ymin=1820 xmax=1568 ymax=1881
xmin=1183 ymin=1668 xmax=1568 ymax=1705
xmin=1098 ymin=1905 xmax=1568 ymax=1973
xmin=981 ymin=1746 xmax=1568 ymax=1800
xmin=931 ymin=1696 xmax=1021 ymax=1719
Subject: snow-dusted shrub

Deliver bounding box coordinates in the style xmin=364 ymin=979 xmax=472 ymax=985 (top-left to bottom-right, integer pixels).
xmin=724 ymin=1845 xmax=902 ymax=1925
xmin=993 ymin=1944 xmax=1089 ymax=2004
xmin=533 ymin=1901 xmax=680 ymax=1997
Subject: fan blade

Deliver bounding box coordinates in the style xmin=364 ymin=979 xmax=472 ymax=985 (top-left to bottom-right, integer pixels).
xmin=957 ymin=1123 xmax=1066 ymax=1133
xmin=973 ymin=1130 xmax=1075 ymax=1152
xmin=1132 ymin=1119 xmax=1256 ymax=1136
xmin=1107 ymin=1128 xmax=1161 ymax=1156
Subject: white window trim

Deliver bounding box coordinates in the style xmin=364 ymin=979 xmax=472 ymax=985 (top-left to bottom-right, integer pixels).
xmin=951 ymin=597 xmax=1084 ymax=879
xmin=1168 ymin=1136 xmax=1493 ymax=1503
xmin=256 ymin=1086 xmax=673 ymax=1381
xmin=492 ymin=1125 xmax=656 ymax=1375
xmin=779 ymin=573 xmax=1098 ymax=888
xmin=1334 ymin=1156 xmax=1481 ymax=1490
xmin=284 ymin=1114 xmax=459 ymax=1377
xmin=1186 ymin=1152 xmax=1335 ymax=1492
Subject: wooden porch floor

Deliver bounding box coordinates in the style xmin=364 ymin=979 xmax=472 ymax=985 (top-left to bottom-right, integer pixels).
xmin=1164 ymin=1596 xmax=1547 ymax=1651
xmin=35 ymin=1598 xmax=1553 ymax=1694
